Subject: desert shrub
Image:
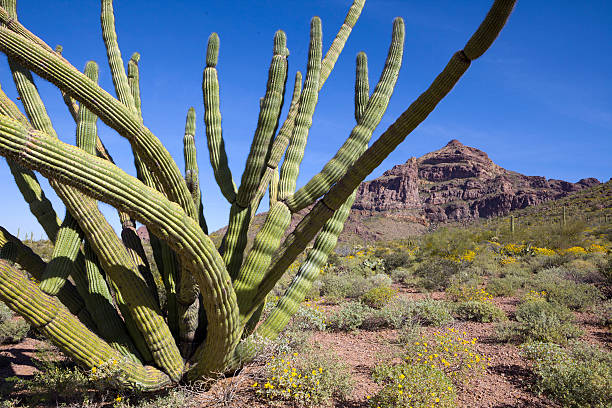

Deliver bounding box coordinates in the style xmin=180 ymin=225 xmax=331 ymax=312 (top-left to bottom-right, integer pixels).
xmin=504 ymin=299 xmax=583 ymax=344
xmin=289 ymin=303 xmax=326 ymax=331
xmin=390 ymin=267 xmax=414 ymax=285
xmin=370 ymin=328 xmax=488 ymax=407
xmin=252 ymin=346 xmax=352 ymax=406
xmin=361 ymin=299 xmax=415 ymax=331
xmin=521 ymin=341 xmax=612 ymax=408
xmin=319 ymin=272 xmax=392 ymax=302
xmin=327 ymin=302 xmax=372 ymax=332
xmin=564 ymin=258 xmax=605 ymax=283
xmin=591 ymin=300 xmax=612 ymax=329
xmin=396 ymin=323 xmax=422 ymax=345
xmin=409 ymin=298 xmax=454 ymax=327
xmin=413 ymin=258 xmax=460 ymax=290
xmin=361 ymin=285 xmax=397 ymax=309
xmin=13 ymin=345 xmax=124 ymax=406
xmin=381 ymin=251 xmax=412 ymax=271
xmin=369 ymin=362 xmax=455 ymax=408
xmin=445 ymin=285 xmax=493 ymax=303
xmin=527 ymin=253 xmax=571 ymax=273
xmin=405 ymin=329 xmax=488 ymax=384
xmin=530 ymin=269 xmax=601 ymax=310
xmin=0 ymin=302 xmax=29 ymax=344
xmin=454 ymin=301 xmax=506 ymax=323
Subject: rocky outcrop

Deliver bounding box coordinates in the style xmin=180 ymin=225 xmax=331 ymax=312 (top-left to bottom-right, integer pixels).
xmin=351 ymin=139 xmax=600 ymax=224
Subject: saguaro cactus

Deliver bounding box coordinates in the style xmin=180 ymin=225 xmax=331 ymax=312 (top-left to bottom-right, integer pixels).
xmin=0 ymin=0 xmax=515 ymax=391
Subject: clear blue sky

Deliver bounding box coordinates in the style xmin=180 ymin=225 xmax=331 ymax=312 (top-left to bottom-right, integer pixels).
xmin=1 ymin=1 xmax=611 ymax=237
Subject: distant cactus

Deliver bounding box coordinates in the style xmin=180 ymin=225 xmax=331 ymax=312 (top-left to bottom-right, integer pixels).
xmin=0 ymin=0 xmax=515 ymax=390
xmin=511 ymin=215 xmax=515 ymax=234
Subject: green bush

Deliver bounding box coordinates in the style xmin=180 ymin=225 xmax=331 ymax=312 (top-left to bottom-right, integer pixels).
xmin=409 ymin=299 xmax=454 ymax=327
xmin=361 ymin=286 xmax=397 ymax=309
xmin=508 ymin=299 xmax=583 ymax=344
xmin=361 ymin=299 xmax=414 ymax=331
xmin=413 ymin=258 xmax=460 ymax=290
xmin=531 ymin=269 xmax=602 ymax=310
xmin=327 ymin=302 xmax=372 ymax=332
xmin=521 ymin=341 xmax=612 ymax=408
xmin=289 ymin=304 xmax=326 ymax=331
xmin=12 ymin=345 xmax=124 ymax=406
xmin=390 ymin=267 xmax=415 ymax=285
xmin=0 ymin=302 xmax=29 ymax=344
xmin=253 ymin=345 xmax=353 ymax=406
xmin=591 ymin=300 xmax=612 ymax=329
xmin=381 ymin=252 xmax=412 ymax=271
xmin=370 ymin=362 xmax=455 ymax=408
xmin=486 ymin=268 xmax=531 ymax=296
xmin=454 ymin=301 xmax=506 ymax=323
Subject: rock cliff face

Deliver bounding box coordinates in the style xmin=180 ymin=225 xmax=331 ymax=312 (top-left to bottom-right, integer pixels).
xmin=352 ymin=139 xmax=599 ymax=224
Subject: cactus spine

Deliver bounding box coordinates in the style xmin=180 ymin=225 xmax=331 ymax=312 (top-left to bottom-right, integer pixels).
xmin=0 ymin=0 xmax=515 ymax=390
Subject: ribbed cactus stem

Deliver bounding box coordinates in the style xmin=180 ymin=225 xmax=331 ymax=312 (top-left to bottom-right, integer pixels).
xmin=203 ymin=32 xmax=237 ymax=203
xmin=179 ymin=106 xmax=205 ymax=355
xmin=220 ymin=29 xmax=289 ymax=279
xmin=235 ymin=30 xmax=288 ymax=207
xmin=278 ymin=17 xmax=322 ymax=199
xmin=510 ymin=215 xmax=515 ymax=234
xmin=0 ymin=226 xmax=89 ymax=323
xmin=286 ymin=17 xmax=405 ymax=212
xmin=0 ymin=117 xmax=241 ymax=375
xmin=240 ymin=52 xmax=371 ymax=331
xmin=355 ymin=51 xmax=369 ymax=121
xmin=319 ymin=0 xmax=365 ymax=89
xmin=0 ymin=26 xmax=198 ymax=220
xmin=233 ymin=202 xmax=291 ymax=320
xmin=101 ymin=0 xmax=136 ymax=113
xmin=127 ymin=52 xmax=142 ymax=118
xmin=250 ymin=70 xmax=302 ymax=212
xmin=0 ymin=260 xmax=171 ymax=391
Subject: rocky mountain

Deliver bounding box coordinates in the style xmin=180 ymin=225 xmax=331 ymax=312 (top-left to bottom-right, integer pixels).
xmin=353 ymin=139 xmax=599 ymax=224
xmin=139 ymin=140 xmax=601 ymax=244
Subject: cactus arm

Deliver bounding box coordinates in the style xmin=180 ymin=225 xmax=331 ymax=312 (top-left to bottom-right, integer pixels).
xmin=277 ymin=17 xmax=322 ymax=199
xmin=250 ymin=70 xmax=302 ymax=212
xmin=247 ymin=0 xmax=516 ymax=319
xmin=242 ymin=53 xmax=371 ymax=345
xmin=127 ymin=52 xmax=142 ymax=118
xmin=232 ymin=201 xmax=291 ymax=320
xmin=286 ymin=18 xmax=404 ymax=212
xmin=202 ymin=33 xmax=237 ymax=203
xmin=235 ymin=30 xmax=288 ymax=207
xmin=269 ymin=168 xmax=279 ymax=206
xmin=0 ymin=117 xmax=240 ymax=376
xmin=56 ymin=182 xmax=184 ymax=380
xmin=179 ymin=107 xmax=205 ymax=355
xmin=6 ymin=161 xmax=61 ymax=241
xmin=183 ymin=107 xmax=207 ymax=232
xmin=0 ymin=26 xmax=197 ymax=220
xmin=54 ymin=45 xmax=80 ymax=121
xmin=319 ymin=0 xmax=365 ymax=89
xmin=100 ymin=0 xmax=136 ymax=113
xmin=354 ymin=52 xmax=369 ymax=122
xmin=0 ymin=260 xmax=171 ymax=391
xmin=83 ymin=242 xmax=142 ymax=363
xmin=219 ymin=30 xmax=289 ymax=278
xmin=0 ymin=226 xmax=90 ymax=323
xmin=74 ymin=62 xmax=145 ymax=363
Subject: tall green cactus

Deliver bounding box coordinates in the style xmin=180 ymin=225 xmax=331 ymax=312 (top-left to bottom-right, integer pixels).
xmin=0 ymin=0 xmax=515 ymax=391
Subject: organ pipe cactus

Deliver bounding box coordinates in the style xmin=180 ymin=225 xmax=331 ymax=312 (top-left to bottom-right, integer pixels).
xmin=0 ymin=0 xmax=516 ymax=391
